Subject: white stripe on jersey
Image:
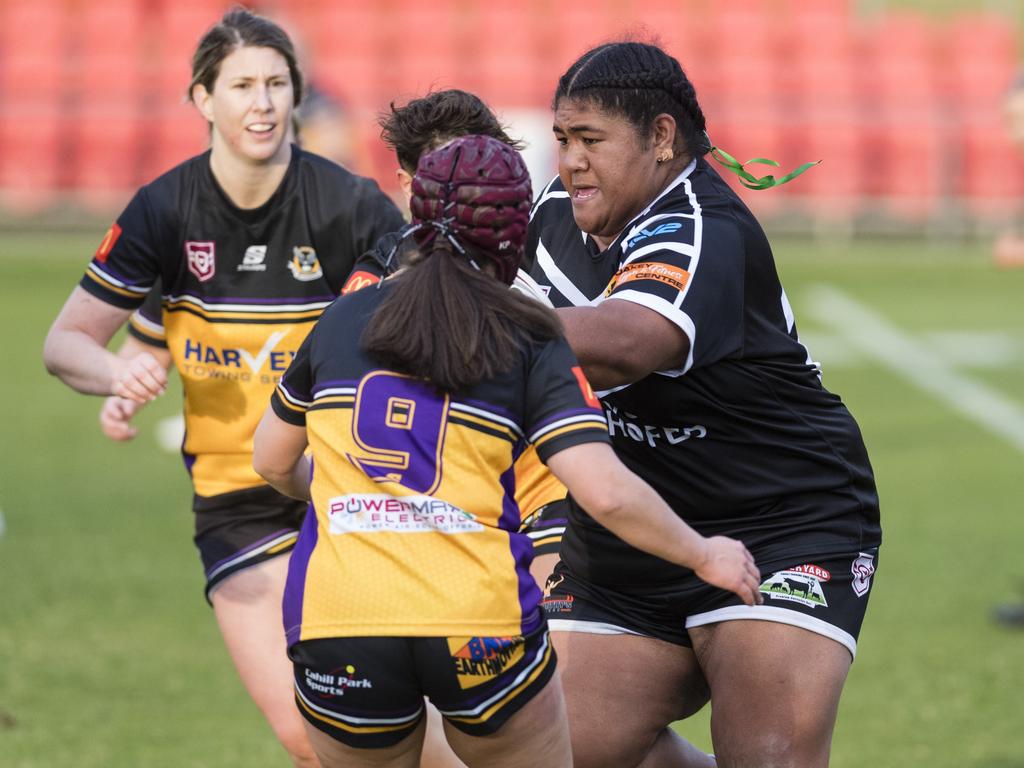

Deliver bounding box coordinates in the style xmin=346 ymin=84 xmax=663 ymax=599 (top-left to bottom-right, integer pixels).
xmin=529 ymin=176 xmax=570 ymax=222
xmin=165 ymin=293 xmax=332 ymax=314
xmin=534 ymin=240 xmax=594 ymax=307
xmin=450 ymin=402 xmax=524 ymax=438
xmin=780 ymin=287 xmax=822 ymax=377
xmin=605 ymin=291 xmax=697 ymax=375
xmin=529 ymin=413 xmax=608 ymax=444
xmin=675 ymin=176 xmax=703 ymax=311
xmin=279 ymin=383 xmax=314 ymax=408
xmin=86 ymin=263 xmax=152 ymax=294
xmin=623 ymin=239 xmax=698 ymax=267
xmin=313 ymin=386 xmax=356 ymax=400
xmin=131 ymin=309 xmax=165 ymax=335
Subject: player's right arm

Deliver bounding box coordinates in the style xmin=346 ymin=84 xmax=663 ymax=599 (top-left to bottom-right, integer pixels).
xmin=545 ymin=442 xmax=762 ymax=606
xmin=43 ymin=287 xmax=168 ymax=402
xmin=98 ymin=335 xmax=174 ymax=440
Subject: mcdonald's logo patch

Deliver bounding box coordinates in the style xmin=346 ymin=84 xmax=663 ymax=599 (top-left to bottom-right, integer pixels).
xmin=94 ymin=223 xmax=122 ymax=263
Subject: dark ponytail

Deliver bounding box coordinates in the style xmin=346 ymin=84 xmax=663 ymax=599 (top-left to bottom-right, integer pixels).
xmin=361 ymin=245 xmax=561 ymax=394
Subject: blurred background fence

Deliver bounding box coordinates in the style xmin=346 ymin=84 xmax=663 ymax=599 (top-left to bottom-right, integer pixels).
xmin=0 ymin=0 xmax=1021 ymax=236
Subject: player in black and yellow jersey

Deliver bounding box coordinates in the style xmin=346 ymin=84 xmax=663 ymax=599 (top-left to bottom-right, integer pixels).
xmin=43 ymin=10 xmax=403 ymax=767
xmin=252 ymin=135 xmax=760 ymax=768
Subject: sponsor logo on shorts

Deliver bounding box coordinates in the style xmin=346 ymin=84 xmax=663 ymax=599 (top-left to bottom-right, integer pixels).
xmin=541 ymin=595 xmax=575 ymax=614
xmin=760 ymin=567 xmax=829 ymax=609
xmin=288 ymin=245 xmax=323 ymax=281
xmin=448 ymin=636 xmax=524 ymax=689
xmin=327 ymin=493 xmax=483 ymax=534
xmin=185 ymin=241 xmax=216 ymax=282
xmin=303 ymin=665 xmax=372 ymax=697
xmin=851 ymin=552 xmax=875 ymax=597
xmin=238 ymin=244 xmax=268 ymax=271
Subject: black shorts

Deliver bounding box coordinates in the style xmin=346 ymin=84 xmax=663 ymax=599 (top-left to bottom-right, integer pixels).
xmin=544 ymin=547 xmax=879 ymax=659
xmin=289 ymin=625 xmax=556 ymax=748
xmin=519 ymin=498 xmax=569 ymax=557
xmin=193 ymin=485 xmax=308 ymax=602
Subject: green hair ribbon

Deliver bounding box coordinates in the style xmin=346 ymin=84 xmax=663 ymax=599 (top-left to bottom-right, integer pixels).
xmin=710 ymin=146 xmax=820 ymax=190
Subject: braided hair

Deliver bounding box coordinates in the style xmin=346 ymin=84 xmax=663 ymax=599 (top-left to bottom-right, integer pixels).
xmin=555 ymin=42 xmax=710 ymax=160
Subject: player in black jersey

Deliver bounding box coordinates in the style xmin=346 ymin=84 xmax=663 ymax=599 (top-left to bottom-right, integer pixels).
xmin=43 ymin=11 xmax=403 ymax=767
xmin=251 ymin=134 xmax=758 ymax=768
xmin=527 ymin=42 xmax=883 ymax=768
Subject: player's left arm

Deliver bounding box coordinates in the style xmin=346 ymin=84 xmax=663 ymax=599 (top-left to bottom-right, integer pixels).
xmin=252 ymin=408 xmax=310 ymax=501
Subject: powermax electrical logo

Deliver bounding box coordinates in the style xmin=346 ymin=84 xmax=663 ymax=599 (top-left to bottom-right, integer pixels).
xmin=327 ymin=494 xmax=484 ymax=534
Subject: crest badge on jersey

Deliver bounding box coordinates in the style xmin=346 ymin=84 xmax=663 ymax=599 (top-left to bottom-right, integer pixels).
xmin=289 ymin=245 xmax=323 ymax=281
xmin=851 ymin=552 xmax=876 ymax=597
xmin=185 ymin=241 xmax=216 ymax=282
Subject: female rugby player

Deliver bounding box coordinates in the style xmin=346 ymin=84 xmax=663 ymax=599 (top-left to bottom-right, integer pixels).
xmin=526 ymin=41 xmax=883 ymax=768
xmin=252 ymin=135 xmax=760 ymax=768
xmin=43 ymin=10 xmax=404 ymax=766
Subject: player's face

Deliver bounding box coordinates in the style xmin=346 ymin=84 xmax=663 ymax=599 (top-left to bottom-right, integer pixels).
xmin=195 ymin=45 xmax=294 ymax=164
xmin=554 ymin=99 xmax=665 ymax=246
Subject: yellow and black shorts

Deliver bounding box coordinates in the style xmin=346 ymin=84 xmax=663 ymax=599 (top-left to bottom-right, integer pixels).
xmin=193 ymin=485 xmax=307 ymax=602
xmin=289 ymin=624 xmax=556 ymax=748
xmin=519 ymin=498 xmax=570 ymax=557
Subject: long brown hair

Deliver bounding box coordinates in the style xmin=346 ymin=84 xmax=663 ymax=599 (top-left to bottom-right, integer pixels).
xmin=362 ymin=245 xmax=561 ymax=394
xmin=188 ymin=8 xmax=304 ymax=106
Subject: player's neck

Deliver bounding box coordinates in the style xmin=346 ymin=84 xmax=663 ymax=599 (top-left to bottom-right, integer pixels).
xmin=208 ymin=142 xmax=292 ymax=210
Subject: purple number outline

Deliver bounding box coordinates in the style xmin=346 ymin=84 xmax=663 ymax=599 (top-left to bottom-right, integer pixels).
xmin=346 ymin=371 xmax=450 ymax=494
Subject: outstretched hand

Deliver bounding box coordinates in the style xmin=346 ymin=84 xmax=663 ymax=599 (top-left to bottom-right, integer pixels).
xmin=112 ymin=351 xmax=167 ymax=403
xmin=694 ymin=536 xmax=763 ymax=607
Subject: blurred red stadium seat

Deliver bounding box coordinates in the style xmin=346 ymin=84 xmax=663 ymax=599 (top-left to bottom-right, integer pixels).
xmin=942 ymin=12 xmax=1018 ymax=112
xmin=958 ymin=116 xmax=1024 ymax=218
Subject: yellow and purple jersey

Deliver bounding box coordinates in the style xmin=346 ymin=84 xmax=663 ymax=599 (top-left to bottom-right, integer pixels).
xmin=271 ymin=283 xmax=609 ymax=644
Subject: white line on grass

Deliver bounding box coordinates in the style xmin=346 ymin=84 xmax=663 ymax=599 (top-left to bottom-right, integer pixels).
xmin=805 ymin=285 xmax=1024 ymax=453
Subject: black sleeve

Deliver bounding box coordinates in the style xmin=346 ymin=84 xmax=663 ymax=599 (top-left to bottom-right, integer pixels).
xmin=271 ymin=329 xmax=316 ymax=426
xmin=78 ymin=188 xmax=163 ymax=310
xmin=523 ymin=337 xmax=610 ymax=463
xmin=126 ymin=281 xmax=167 ymax=348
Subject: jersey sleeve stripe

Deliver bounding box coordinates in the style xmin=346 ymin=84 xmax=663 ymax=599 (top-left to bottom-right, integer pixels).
xmin=622 ymin=240 xmax=697 ymax=266
xmin=530 ymin=413 xmax=609 ymax=444
xmin=276 ymin=383 xmax=312 ymax=410
xmin=82 ymin=269 xmax=151 ymax=298
xmin=535 ymin=240 xmax=594 ymax=307
xmin=606 ymin=292 xmax=697 ymax=374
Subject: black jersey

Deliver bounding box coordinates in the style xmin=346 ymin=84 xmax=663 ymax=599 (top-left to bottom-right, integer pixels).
xmin=81 ymin=147 xmax=405 ymax=498
xmin=527 ymin=160 xmax=881 ymax=587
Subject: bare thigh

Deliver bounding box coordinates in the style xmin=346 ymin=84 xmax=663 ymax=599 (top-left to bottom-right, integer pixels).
xmin=441 ymin=672 xmax=572 ymax=768
xmin=689 ymin=620 xmax=852 ymax=768
xmin=211 ymin=555 xmax=319 ymax=767
xmin=303 ymin=717 xmax=426 ymax=768
xmin=552 ymin=631 xmax=709 ymax=768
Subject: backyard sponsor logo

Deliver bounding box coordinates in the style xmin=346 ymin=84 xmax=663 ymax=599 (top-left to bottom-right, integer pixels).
xmin=851 ymin=552 xmax=875 ymax=597
xmin=613 ymin=261 xmax=690 ymax=293
xmin=760 ymin=568 xmax=829 ymax=609
xmin=448 ymin=636 xmax=524 ymax=689
xmin=288 ymin=245 xmax=323 ymax=281
xmin=185 ymin=241 xmax=216 ymax=282
xmin=303 ymin=665 xmax=372 ymax=697
xmin=327 ymin=494 xmax=483 ymax=534
xmin=238 ymin=244 xmax=268 ymax=271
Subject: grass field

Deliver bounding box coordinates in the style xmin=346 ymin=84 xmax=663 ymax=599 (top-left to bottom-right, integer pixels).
xmin=1 ymin=230 xmax=1023 ymax=767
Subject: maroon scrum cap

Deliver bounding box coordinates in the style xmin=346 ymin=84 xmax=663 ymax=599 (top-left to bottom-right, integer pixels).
xmin=409 ymin=134 xmax=532 ymax=285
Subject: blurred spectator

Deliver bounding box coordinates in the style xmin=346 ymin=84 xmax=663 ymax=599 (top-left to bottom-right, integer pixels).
xmin=295 ymin=83 xmax=357 ymax=168
xmin=993 ymin=70 xmax=1024 ymax=268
